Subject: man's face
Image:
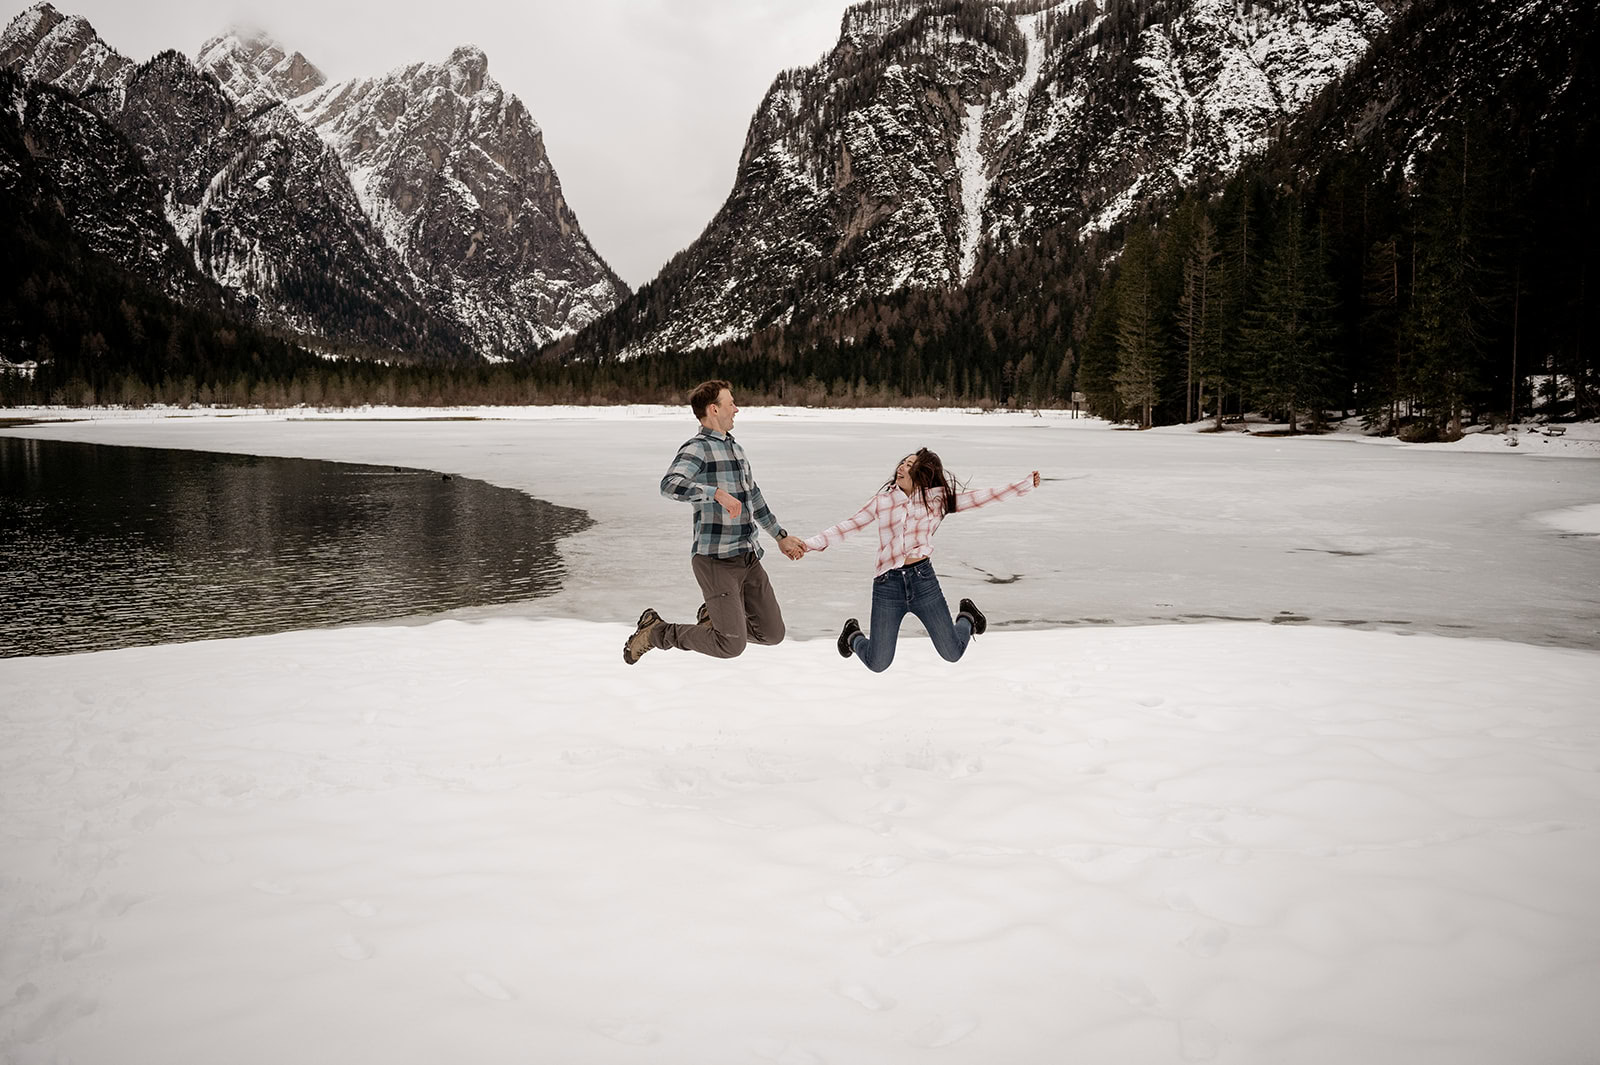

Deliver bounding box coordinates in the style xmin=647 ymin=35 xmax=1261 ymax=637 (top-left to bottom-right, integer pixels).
xmin=707 ymin=389 xmax=738 ymax=433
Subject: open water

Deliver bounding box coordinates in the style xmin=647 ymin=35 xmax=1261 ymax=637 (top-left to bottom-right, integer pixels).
xmin=0 ymin=437 xmax=591 ymax=657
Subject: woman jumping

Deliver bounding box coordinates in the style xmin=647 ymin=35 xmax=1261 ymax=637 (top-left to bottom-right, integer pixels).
xmin=799 ymin=448 xmax=1040 ymax=672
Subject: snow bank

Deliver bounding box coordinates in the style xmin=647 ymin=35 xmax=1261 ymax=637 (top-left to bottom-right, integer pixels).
xmin=2 ymin=618 xmax=1597 ymax=1063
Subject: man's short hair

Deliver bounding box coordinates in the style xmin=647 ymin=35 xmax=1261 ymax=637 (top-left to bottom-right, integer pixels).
xmin=689 ymin=379 xmax=732 ymax=420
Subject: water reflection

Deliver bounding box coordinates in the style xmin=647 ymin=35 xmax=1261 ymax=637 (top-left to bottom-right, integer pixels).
xmin=0 ymin=438 xmax=592 ymax=657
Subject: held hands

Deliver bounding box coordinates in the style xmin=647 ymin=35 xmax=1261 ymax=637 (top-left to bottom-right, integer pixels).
xmin=1032 ymin=470 xmax=1040 ymax=488
xmin=778 ymin=535 xmax=808 ymax=561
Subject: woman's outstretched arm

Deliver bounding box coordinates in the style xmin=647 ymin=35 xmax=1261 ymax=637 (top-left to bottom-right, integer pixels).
xmin=801 ymin=495 xmax=881 ymax=553
xmin=951 ymin=471 xmax=1039 ymax=512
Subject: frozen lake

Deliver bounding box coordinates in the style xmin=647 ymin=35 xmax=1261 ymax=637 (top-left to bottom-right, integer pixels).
xmin=4 ymin=407 xmax=1598 ymax=649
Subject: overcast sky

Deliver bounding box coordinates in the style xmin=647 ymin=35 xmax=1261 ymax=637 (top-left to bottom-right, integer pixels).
xmin=34 ymin=0 xmax=852 ymax=289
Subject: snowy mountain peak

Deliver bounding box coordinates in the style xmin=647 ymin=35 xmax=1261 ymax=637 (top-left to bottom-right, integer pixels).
xmin=289 ymin=44 xmax=624 ymax=352
xmin=0 ymin=2 xmax=129 ymax=96
xmin=443 ymin=44 xmax=488 ymax=94
xmin=1 ymin=1 xmax=59 ymax=46
xmin=195 ymin=27 xmax=324 ymax=109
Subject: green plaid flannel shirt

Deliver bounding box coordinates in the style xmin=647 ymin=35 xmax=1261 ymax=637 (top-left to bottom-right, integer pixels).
xmin=660 ymin=428 xmax=787 ymax=559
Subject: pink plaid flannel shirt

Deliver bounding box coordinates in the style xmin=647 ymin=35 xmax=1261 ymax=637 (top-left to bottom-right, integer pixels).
xmin=802 ymin=474 xmax=1035 ymax=576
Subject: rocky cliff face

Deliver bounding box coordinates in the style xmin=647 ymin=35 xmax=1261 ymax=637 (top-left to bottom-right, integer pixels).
xmin=586 ymin=0 xmax=1390 ymax=359
xmin=0 ymin=70 xmax=210 ymax=303
xmin=288 ymin=45 xmax=627 ymax=354
xmin=0 ymin=1 xmax=128 ymax=95
xmin=196 ymin=29 xmax=325 ymax=113
xmin=986 ymin=0 xmax=1391 ymax=246
xmin=118 ymin=51 xmax=459 ymax=351
xmin=2 ymin=4 xmax=465 ymax=353
xmin=2 ymin=3 xmax=626 ymax=359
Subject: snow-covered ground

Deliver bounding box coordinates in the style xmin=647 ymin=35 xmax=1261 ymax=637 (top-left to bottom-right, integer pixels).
xmin=2 ymin=406 xmax=1599 ymax=1064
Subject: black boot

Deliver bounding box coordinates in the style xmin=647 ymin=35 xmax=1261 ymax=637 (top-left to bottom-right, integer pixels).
xmin=837 ymin=618 xmax=862 ymax=658
xmin=957 ymin=598 xmax=987 ymax=636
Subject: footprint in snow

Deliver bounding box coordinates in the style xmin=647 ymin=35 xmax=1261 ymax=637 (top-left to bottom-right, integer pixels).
xmin=750 ymin=1037 xmax=825 ymax=1064
xmin=1188 ymin=825 xmax=1232 ymax=846
xmin=824 ymin=893 xmax=873 ymax=923
xmin=1179 ymin=1017 xmax=1224 ymax=1060
xmin=871 ymin=929 xmax=932 ymax=957
xmin=905 ymin=1011 xmax=979 ymax=1048
xmin=1181 ymin=924 xmax=1230 ymax=958
xmin=333 ymin=934 xmax=373 ymax=961
xmin=459 ymin=971 xmax=514 ymax=1001
xmin=339 ymin=898 xmax=379 ymax=918
xmin=589 ymin=1019 xmax=661 ymax=1046
xmin=849 ymin=855 xmax=907 ymax=878
xmin=130 ymin=802 xmax=174 ymax=830
xmin=833 ymin=981 xmax=896 ymax=1012
xmin=96 ymin=893 xmax=149 ymax=918
xmin=1106 ymin=975 xmax=1159 ymax=1009
xmin=940 ymin=753 xmax=984 ymax=779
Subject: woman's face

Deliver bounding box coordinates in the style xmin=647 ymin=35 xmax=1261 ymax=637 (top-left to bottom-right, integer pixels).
xmin=894 ymin=454 xmax=917 ymax=494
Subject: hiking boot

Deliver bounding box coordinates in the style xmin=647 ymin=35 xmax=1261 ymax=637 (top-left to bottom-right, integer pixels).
xmin=696 ymin=602 xmax=712 ymax=627
xmin=623 ymin=608 xmax=664 ymax=665
xmin=837 ymin=618 xmax=862 ymax=658
xmin=957 ymin=598 xmax=987 ymax=636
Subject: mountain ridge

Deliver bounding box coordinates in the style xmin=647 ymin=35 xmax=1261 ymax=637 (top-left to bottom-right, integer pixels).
xmin=1 ymin=1 xmax=625 ymax=359
xmin=566 ymin=0 xmax=1392 ymax=362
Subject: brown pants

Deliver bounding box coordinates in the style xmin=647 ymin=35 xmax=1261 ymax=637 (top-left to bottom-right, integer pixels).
xmin=654 ymin=552 xmax=786 ymax=658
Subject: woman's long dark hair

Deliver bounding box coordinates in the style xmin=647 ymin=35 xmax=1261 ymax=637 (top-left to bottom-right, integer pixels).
xmin=884 ymin=447 xmax=962 ymax=515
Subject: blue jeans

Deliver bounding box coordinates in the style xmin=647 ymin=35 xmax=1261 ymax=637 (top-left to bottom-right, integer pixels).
xmin=849 ymin=560 xmax=972 ymax=673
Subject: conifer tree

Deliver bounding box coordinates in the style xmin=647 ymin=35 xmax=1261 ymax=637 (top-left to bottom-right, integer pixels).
xmin=1401 ymin=119 xmax=1497 ymax=438
xmin=1242 ymin=197 xmax=1339 ymax=432
xmin=1215 ymin=179 xmax=1263 ymax=425
xmin=1114 ymin=227 xmax=1165 ymax=428
xmin=1178 ymin=211 xmax=1223 ymax=423
xmin=1361 ymin=235 xmax=1403 ymax=432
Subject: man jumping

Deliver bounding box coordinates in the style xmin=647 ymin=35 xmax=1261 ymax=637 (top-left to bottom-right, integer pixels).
xmin=623 ymin=380 xmax=805 ymax=664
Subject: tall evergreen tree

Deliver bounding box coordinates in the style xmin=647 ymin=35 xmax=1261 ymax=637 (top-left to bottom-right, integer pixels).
xmin=1400 ymin=119 xmax=1499 ymax=438
xmin=1114 ymin=227 xmax=1165 ymax=428
xmin=1360 ymin=235 xmax=1404 ymax=431
xmin=1242 ymin=196 xmax=1339 ymax=432
xmin=1178 ymin=211 xmax=1223 ymax=423
xmin=1215 ymin=178 xmax=1264 ymax=424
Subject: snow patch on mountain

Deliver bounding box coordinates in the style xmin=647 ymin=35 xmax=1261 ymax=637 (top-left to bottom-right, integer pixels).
xmin=0 ymin=2 xmax=129 ymax=96
xmin=285 ymin=49 xmax=624 ymax=352
xmin=196 ymin=29 xmax=325 ymax=113
xmin=955 ymin=101 xmax=987 ymax=282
